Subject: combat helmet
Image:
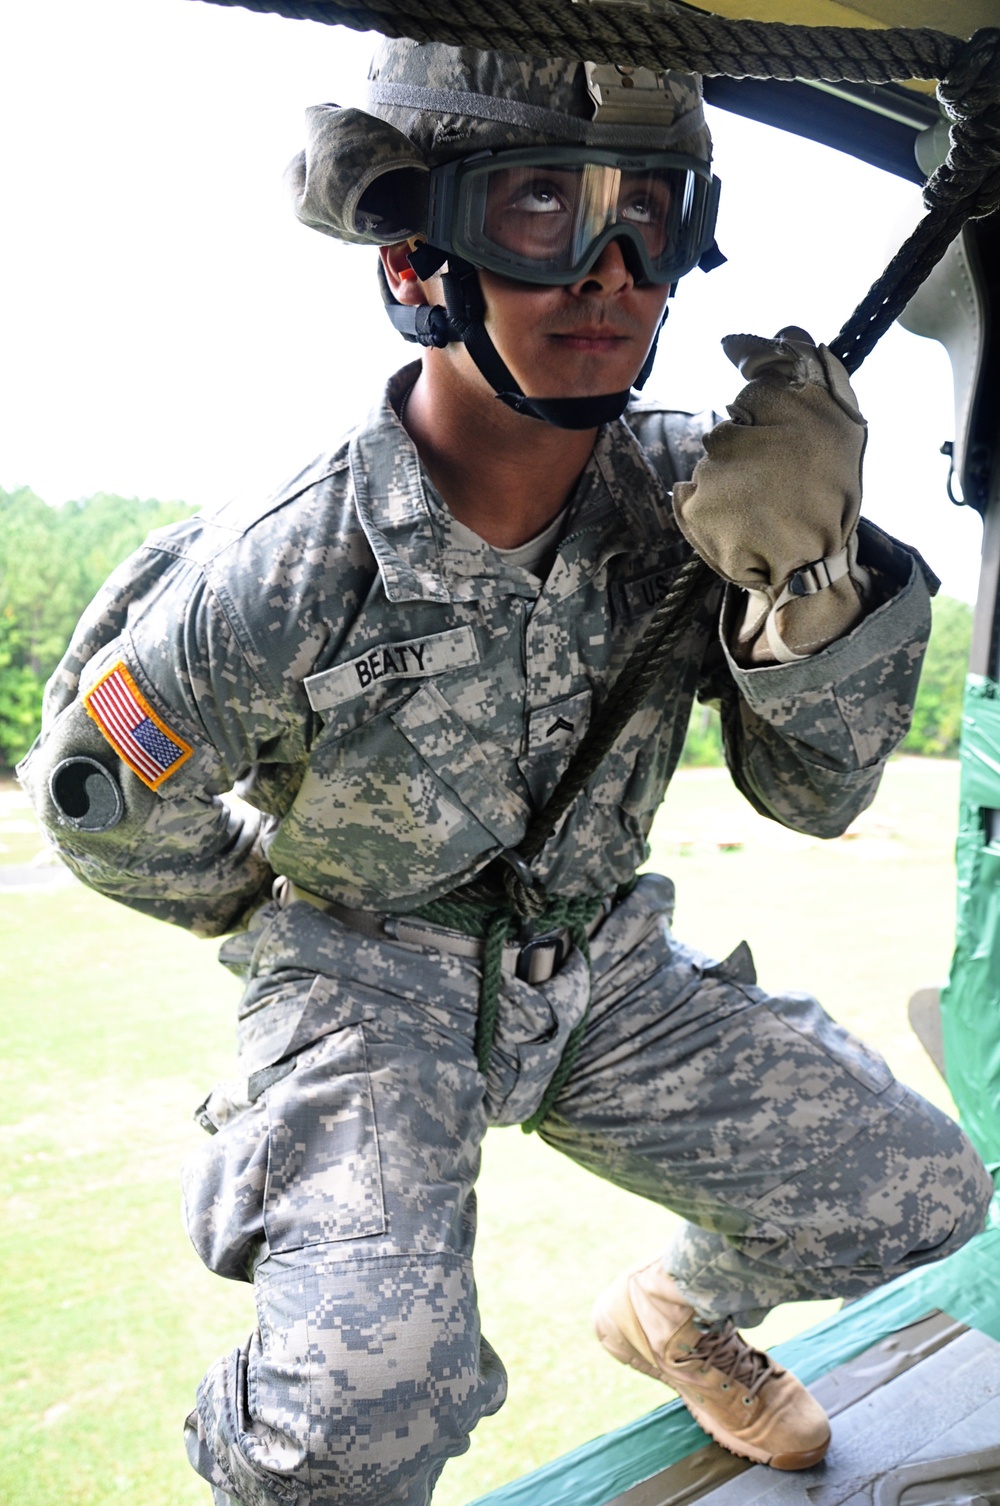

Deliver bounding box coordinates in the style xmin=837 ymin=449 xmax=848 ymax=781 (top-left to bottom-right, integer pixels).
xmin=288 ymin=39 xmax=723 ymax=428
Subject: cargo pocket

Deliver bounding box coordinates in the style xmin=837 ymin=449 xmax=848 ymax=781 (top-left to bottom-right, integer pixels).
xmin=262 ymin=1023 xmax=386 ymax=1252
xmin=189 ymin=1342 xmax=300 ymax=1506
xmin=183 ymin=1022 xmax=386 ymax=1281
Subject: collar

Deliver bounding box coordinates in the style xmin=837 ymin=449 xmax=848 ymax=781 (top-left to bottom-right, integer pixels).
xmin=348 ymin=365 xmax=676 ymax=605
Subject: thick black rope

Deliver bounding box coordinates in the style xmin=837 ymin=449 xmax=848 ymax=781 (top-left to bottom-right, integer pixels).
xmin=831 ymin=26 xmax=1000 ymax=369
xmin=202 ymin=1 xmax=964 ymax=83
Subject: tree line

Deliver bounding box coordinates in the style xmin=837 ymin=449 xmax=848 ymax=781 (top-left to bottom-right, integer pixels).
xmin=0 ymin=487 xmax=196 ymax=768
xmin=0 ymin=486 xmax=974 ymax=772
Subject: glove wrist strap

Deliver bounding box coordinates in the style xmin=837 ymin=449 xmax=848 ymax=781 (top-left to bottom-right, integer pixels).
xmin=740 ymin=543 xmax=871 ymax=665
xmin=779 ymin=550 xmax=851 ymax=602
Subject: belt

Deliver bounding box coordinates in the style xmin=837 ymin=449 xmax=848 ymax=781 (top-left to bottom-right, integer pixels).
xmin=273 ymin=877 xmax=607 ymax=985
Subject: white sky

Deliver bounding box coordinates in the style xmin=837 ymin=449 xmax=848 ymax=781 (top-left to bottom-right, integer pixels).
xmin=0 ymin=0 xmax=984 ymax=600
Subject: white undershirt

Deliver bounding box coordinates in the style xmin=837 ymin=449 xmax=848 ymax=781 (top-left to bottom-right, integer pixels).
xmin=449 ymin=505 xmax=569 ymax=581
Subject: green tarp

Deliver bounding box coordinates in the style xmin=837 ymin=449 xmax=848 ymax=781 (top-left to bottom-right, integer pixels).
xmin=940 ymin=674 xmax=1000 ymax=1163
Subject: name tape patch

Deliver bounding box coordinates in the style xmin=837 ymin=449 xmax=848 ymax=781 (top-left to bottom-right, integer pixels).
xmin=83 ymin=661 xmax=193 ymax=790
xmin=304 ymin=625 xmax=480 ymax=712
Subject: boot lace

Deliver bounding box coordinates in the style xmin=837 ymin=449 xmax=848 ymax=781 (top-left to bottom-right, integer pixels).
xmin=689 ymin=1321 xmax=775 ymax=1400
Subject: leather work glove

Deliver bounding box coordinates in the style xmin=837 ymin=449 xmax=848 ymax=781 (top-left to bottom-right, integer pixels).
xmin=672 ymin=327 xmax=872 ymax=664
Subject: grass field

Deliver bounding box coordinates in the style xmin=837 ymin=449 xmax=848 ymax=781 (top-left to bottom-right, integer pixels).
xmin=0 ymin=757 xmax=962 ymax=1506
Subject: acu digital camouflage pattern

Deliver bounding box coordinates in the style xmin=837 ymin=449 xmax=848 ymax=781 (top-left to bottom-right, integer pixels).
xmin=18 ymin=365 xmax=935 ymax=935
xmin=289 ymin=41 xmax=710 ymax=246
xmin=17 ymin=367 xmax=976 ymax=1506
xmin=365 ymin=39 xmax=711 ymax=160
xmin=179 ymin=876 xmax=992 ymax=1505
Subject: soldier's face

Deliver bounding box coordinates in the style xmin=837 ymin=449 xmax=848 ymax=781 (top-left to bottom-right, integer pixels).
xmin=474 ymin=237 xmax=671 ymax=401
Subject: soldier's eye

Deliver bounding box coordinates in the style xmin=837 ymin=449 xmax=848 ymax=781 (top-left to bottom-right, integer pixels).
xmin=619 ymin=180 xmax=671 ymax=226
xmin=511 ymin=180 xmax=567 ymax=215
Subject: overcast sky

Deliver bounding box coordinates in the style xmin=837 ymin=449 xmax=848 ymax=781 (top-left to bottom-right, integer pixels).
xmin=0 ymin=0 xmax=984 ymax=600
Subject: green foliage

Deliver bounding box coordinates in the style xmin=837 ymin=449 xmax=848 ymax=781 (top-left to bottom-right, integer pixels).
xmin=902 ymin=594 xmax=973 ymax=758
xmin=0 ymin=488 xmax=195 ymax=768
xmin=681 ymin=702 xmax=725 ymax=767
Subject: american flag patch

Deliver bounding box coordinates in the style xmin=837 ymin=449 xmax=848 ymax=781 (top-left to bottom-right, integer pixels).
xmin=83 ymin=662 xmax=193 ymax=790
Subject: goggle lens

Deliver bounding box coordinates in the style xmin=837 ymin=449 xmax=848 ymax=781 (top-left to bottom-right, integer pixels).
xmin=432 ymin=151 xmax=716 ymax=285
xmin=480 ymin=163 xmax=677 ymax=263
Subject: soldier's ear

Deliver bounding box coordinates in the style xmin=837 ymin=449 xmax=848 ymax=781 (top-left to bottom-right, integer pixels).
xmin=380 ymin=243 xmax=428 ymax=306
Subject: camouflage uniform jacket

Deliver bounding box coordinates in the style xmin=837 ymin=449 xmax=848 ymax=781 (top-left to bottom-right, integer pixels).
xmin=18 ymin=364 xmax=934 ymax=937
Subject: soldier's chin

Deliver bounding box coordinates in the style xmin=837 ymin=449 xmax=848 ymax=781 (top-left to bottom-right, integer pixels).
xmin=519 ymin=363 xmax=642 ymax=401
xmin=550 ymin=351 xmax=645 ymax=394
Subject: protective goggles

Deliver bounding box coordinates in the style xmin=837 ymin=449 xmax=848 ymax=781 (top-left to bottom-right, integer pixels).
xmin=425 ymin=147 xmax=721 ymax=287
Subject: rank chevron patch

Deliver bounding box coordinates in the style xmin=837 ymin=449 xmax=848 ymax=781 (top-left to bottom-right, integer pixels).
xmin=83 ymin=661 xmax=193 ymax=790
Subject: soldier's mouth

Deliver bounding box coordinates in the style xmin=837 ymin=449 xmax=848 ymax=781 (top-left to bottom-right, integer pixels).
xmin=550 ymin=327 xmax=631 ymax=352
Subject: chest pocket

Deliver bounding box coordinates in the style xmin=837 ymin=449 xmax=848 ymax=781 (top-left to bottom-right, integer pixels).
xmin=517 ymin=689 xmax=593 ymax=809
xmin=268 ymin=680 xmax=530 ymax=907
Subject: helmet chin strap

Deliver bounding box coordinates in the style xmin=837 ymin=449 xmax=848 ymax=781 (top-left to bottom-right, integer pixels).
xmin=380 ymin=247 xmax=667 ymax=431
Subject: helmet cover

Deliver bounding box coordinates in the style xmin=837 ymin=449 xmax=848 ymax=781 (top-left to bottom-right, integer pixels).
xmin=288 ymin=38 xmax=712 ymax=248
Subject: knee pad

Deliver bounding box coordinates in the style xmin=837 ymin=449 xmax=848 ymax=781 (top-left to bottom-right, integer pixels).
xmin=189 ymin=1257 xmax=507 ymax=1506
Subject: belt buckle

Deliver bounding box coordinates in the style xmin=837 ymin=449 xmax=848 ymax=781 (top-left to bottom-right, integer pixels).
xmin=515 ymin=929 xmax=567 ymax=984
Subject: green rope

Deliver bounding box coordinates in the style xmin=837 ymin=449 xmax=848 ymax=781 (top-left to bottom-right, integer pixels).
xmin=520 ymin=909 xmax=596 ymax=1136
xmin=414 ymin=890 xmax=605 ymax=1130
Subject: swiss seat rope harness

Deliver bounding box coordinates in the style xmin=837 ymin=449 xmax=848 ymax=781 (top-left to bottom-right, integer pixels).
xmin=206 ymin=0 xmax=1000 ymax=1130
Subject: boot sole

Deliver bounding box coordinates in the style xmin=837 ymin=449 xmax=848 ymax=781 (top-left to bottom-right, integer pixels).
xmin=593 ymin=1306 xmax=831 ymax=1472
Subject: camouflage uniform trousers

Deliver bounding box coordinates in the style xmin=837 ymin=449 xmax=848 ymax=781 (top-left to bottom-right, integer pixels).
xmin=181 ymin=873 xmax=992 ymax=1506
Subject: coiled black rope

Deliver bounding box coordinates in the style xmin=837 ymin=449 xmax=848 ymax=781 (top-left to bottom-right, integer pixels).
xmin=831 ymin=25 xmax=1000 ymax=370
xmin=201 ymin=1 xmax=962 ymax=85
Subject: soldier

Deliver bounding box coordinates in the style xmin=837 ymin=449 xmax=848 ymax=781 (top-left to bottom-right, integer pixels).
xmin=17 ymin=36 xmax=993 ymax=1506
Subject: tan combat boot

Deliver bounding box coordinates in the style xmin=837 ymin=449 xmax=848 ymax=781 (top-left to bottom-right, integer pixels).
xmin=592 ymin=1260 xmax=831 ymax=1470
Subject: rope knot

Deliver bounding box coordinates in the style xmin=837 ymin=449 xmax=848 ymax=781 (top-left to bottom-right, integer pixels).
xmin=924 ymin=28 xmax=1000 ymax=221
xmin=501 ymin=863 xmax=549 ymax=919
xmin=492 ymin=847 xmax=549 ymax=919
xmin=937 ymin=27 xmax=1000 ymax=122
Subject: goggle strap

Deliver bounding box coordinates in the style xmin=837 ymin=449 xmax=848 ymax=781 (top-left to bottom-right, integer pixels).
xmin=698 ymin=238 xmax=727 ymax=274
xmin=367 ymin=80 xmax=703 ymax=151
xmin=408 ymin=242 xmax=449 ymax=280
